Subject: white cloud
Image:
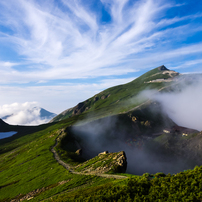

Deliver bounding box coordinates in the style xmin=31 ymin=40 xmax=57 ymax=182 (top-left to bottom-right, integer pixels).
xmin=0 ymin=102 xmax=53 ymax=125
xmin=0 ymin=77 xmax=137 ymax=114
xmin=138 ymin=77 xmax=202 ymax=131
xmin=0 ymin=0 xmax=201 ymax=84
xmin=154 ymin=79 xmax=202 ymax=131
xmin=0 ymin=0 xmax=201 ymax=115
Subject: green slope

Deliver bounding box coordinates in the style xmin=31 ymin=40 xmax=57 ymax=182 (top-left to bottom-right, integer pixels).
xmin=51 ymin=65 xmax=179 ymax=122
xmin=2 ymin=66 xmax=202 ymax=201
xmin=0 ymin=120 xmax=115 ymax=201
xmin=1 ymin=116 xmax=202 ymax=201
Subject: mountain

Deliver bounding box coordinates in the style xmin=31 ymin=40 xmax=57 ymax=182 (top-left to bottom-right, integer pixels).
xmin=50 ymin=65 xmax=202 ymax=174
xmin=1 ymin=65 xmax=202 ymax=201
xmin=51 ymin=65 xmax=179 ymax=122
xmin=1 ymin=107 xmax=57 ymax=125
xmin=38 ymin=107 xmax=57 ymax=120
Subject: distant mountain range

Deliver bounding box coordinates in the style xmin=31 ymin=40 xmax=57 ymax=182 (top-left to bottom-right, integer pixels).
xmin=36 ymin=107 xmax=57 ymax=120
xmin=1 ymin=107 xmax=57 ymax=125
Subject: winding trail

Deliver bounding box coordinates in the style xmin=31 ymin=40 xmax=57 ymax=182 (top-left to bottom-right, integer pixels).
xmin=51 ymin=135 xmax=127 ymax=179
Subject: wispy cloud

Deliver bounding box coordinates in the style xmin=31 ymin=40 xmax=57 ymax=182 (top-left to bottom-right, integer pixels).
xmin=0 ymin=0 xmax=201 ymax=84
xmin=0 ymin=0 xmax=201 ymax=113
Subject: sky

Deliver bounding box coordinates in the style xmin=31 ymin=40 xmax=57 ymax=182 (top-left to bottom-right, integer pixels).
xmin=0 ymin=0 xmax=202 ymax=116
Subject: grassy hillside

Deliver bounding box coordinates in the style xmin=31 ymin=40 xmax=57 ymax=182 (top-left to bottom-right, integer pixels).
xmin=0 ymin=121 xmax=116 ymax=201
xmin=1 ymin=66 xmax=202 ymax=201
xmin=1 ymin=118 xmax=202 ymax=201
xmin=51 ymin=65 xmax=179 ymax=122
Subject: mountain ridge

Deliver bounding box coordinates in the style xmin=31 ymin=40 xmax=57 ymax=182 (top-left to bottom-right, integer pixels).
xmin=1 ymin=107 xmax=56 ymax=126
xmin=51 ymin=65 xmax=179 ymax=122
xmin=1 ymin=65 xmax=202 ymax=201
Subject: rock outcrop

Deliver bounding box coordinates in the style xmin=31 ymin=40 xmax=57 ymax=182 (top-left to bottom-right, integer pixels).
xmin=158 ymin=65 xmax=168 ymax=71
xmin=112 ymin=151 xmax=127 ymax=173
xmin=75 ymin=151 xmax=127 ymax=174
xmin=75 ymin=149 xmax=82 ymax=156
xmin=98 ymin=151 xmax=108 ymax=155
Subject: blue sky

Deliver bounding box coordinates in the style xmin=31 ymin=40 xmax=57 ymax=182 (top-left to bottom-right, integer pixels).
xmin=0 ymin=0 xmax=202 ymax=114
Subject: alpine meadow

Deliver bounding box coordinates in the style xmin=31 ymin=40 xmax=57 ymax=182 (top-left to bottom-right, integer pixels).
xmin=0 ymin=0 xmax=202 ymax=201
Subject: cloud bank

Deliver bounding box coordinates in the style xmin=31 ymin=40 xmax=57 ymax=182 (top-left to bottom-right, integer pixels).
xmin=136 ymin=75 xmax=202 ymax=131
xmin=0 ymin=0 xmax=201 ymax=113
xmin=154 ymin=78 xmax=202 ymax=131
xmin=0 ymin=0 xmax=201 ymax=83
xmin=0 ymin=102 xmax=53 ymax=125
xmin=72 ymin=115 xmax=193 ymax=175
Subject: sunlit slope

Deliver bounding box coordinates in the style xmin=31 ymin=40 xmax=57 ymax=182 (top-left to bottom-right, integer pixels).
xmin=0 ymin=118 xmax=119 ymax=201
xmin=51 ymin=65 xmax=179 ymax=122
xmin=1 ymin=70 xmax=202 ymax=201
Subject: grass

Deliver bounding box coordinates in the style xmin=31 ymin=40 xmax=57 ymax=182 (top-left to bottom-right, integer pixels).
xmin=74 ymin=153 xmax=118 ymax=173
xmin=0 ymin=117 xmax=128 ymax=201
xmin=0 ymin=120 xmax=72 ymax=200
xmin=30 ymin=166 xmax=202 ymax=201
xmin=1 ymin=67 xmax=202 ymax=201
xmin=52 ymin=67 xmax=176 ymax=122
xmin=1 ymin=111 xmax=202 ymax=201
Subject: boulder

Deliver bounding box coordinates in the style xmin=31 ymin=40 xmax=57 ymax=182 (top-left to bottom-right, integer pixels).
xmin=113 ymin=151 xmax=127 ymax=173
xmin=75 ymin=149 xmax=82 ymax=156
xmin=75 ymin=151 xmax=127 ymax=174
xmin=98 ymin=151 xmax=108 ymax=155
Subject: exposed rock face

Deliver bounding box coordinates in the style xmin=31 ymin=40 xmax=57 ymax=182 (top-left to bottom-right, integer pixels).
xmin=72 ymin=102 xmax=85 ymax=115
xmin=75 ymin=151 xmax=127 ymax=174
xmin=94 ymin=96 xmax=99 ymax=101
xmin=113 ymin=151 xmax=127 ymax=173
xmin=101 ymin=94 xmax=111 ymax=100
xmin=158 ymin=65 xmax=168 ymax=71
xmin=75 ymin=149 xmax=82 ymax=156
xmin=172 ymin=125 xmax=198 ymax=134
xmin=98 ymin=151 xmax=108 ymax=155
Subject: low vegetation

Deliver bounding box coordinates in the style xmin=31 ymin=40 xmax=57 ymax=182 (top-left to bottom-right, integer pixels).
xmin=1 ymin=117 xmax=202 ymax=201
xmin=34 ymin=166 xmax=202 ymax=202
xmin=51 ymin=66 xmax=177 ymax=122
xmin=1 ymin=66 xmax=202 ymax=201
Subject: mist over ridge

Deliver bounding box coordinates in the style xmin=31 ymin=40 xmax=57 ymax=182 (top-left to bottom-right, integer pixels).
xmin=56 ymin=67 xmax=202 ymax=175
xmin=137 ymin=73 xmax=202 ymax=131
xmin=0 ymin=0 xmax=202 ymax=199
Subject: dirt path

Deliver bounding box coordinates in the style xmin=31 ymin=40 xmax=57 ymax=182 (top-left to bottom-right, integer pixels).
xmin=51 ymin=135 xmax=127 ymax=179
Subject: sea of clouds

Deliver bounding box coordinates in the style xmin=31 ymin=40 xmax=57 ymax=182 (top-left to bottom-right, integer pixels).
xmin=0 ymin=102 xmax=53 ymax=125
xmin=136 ymin=75 xmax=202 ymax=131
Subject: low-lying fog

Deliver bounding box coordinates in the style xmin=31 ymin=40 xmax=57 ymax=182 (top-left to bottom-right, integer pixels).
xmin=72 ymin=115 xmax=196 ymax=175
xmin=71 ymin=75 xmax=202 ymax=175
xmin=139 ymin=74 xmax=202 ymax=131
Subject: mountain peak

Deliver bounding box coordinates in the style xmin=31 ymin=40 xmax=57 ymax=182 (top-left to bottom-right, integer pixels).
xmin=51 ymin=65 xmax=180 ymax=122
xmin=157 ymin=65 xmax=169 ymax=71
